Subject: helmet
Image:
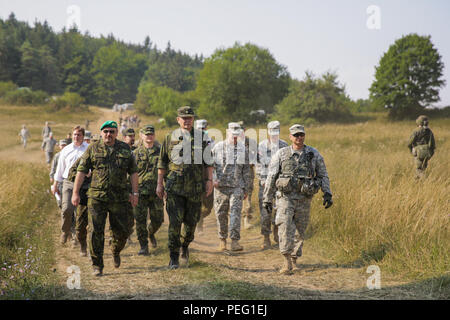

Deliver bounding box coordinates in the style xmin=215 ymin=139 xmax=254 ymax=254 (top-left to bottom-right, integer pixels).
xmin=416 ymin=115 xmax=429 ymax=126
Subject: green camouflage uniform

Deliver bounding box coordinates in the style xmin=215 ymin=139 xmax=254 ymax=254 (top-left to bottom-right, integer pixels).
xmin=133 ymin=142 xmax=164 ymax=248
xmin=158 ymin=127 xmax=212 ymax=254
xmin=407 ymin=125 xmax=435 ymax=177
xmin=77 ymin=139 xmax=137 ymax=270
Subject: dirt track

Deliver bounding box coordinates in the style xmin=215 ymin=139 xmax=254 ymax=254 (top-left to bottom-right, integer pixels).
xmin=6 ymin=107 xmax=439 ymax=300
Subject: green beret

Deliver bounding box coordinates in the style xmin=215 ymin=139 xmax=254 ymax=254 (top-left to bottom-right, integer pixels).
xmin=100 ymin=120 xmax=118 ymax=130
xmin=140 ymin=125 xmax=155 ymax=134
xmin=177 ymin=106 xmax=195 ymax=117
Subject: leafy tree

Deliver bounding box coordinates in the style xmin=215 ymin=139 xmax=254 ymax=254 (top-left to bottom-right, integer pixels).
xmin=274 ymin=71 xmax=353 ymax=123
xmin=369 ymin=34 xmax=445 ymax=119
xmin=195 ymin=42 xmax=290 ymax=123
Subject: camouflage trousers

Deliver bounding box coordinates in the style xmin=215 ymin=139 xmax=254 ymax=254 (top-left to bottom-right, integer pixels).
xmin=242 ymin=170 xmax=255 ymax=218
xmin=166 ymin=193 xmax=202 ymax=254
xmin=275 ymin=194 xmax=311 ymax=256
xmin=258 ymin=180 xmax=276 ymax=235
xmin=76 ymin=204 xmax=89 ymax=245
xmin=88 ymin=198 xmax=132 ymax=269
xmin=133 ymin=195 xmax=164 ymax=247
xmin=214 ymin=187 xmax=244 ymax=240
xmin=109 ymin=202 xmax=135 ymax=240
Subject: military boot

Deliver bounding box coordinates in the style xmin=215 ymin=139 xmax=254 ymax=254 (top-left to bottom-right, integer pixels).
xmin=218 ymin=239 xmax=227 ymax=252
xmin=261 ymin=234 xmax=271 ymax=250
xmin=180 ymin=246 xmax=189 ymax=267
xmin=138 ymin=244 xmax=149 ymax=256
xmin=279 ymin=254 xmax=293 ymax=275
xmin=231 ymin=239 xmax=244 ymax=252
xmin=92 ymin=266 xmax=103 ymax=277
xmin=168 ymin=252 xmax=180 ymax=270
xmin=113 ymin=254 xmax=121 ymax=268
xmin=149 ymin=234 xmax=157 ymax=248
xmin=273 ymin=225 xmax=279 ymax=244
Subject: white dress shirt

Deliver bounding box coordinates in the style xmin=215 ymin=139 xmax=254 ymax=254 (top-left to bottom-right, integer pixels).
xmin=54 ymin=141 xmax=89 ymax=182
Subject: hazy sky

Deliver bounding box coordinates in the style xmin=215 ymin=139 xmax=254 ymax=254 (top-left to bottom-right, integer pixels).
xmin=1 ymin=0 xmax=450 ymax=106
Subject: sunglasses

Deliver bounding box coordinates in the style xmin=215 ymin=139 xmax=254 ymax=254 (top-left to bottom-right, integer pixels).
xmin=102 ymin=129 xmax=116 ymax=134
xmin=293 ymin=133 xmax=305 ymax=137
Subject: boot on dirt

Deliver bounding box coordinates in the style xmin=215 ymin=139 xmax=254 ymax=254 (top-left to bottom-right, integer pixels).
xmin=113 ymin=254 xmax=121 ymax=268
xmin=149 ymin=234 xmax=157 ymax=248
xmin=168 ymin=251 xmax=180 ymax=270
xmin=92 ymin=266 xmax=103 ymax=277
xmin=138 ymin=244 xmax=149 ymax=256
xmin=60 ymin=233 xmax=68 ymax=245
xmin=273 ymin=225 xmax=279 ymax=244
xmin=218 ymin=239 xmax=227 ymax=252
xmin=231 ymin=239 xmax=243 ymax=252
xmin=180 ymin=246 xmax=189 ymax=267
xmin=261 ymin=234 xmax=271 ymax=250
xmin=279 ymin=254 xmax=293 ymax=275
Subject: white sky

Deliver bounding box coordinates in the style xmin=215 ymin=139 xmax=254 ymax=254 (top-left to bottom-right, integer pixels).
xmin=1 ymin=0 xmax=450 ymax=106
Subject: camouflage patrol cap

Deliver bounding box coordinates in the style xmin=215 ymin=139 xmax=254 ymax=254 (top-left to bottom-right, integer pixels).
xmin=140 ymin=125 xmax=155 ymax=135
xmin=416 ymin=115 xmax=429 ymax=126
xmin=124 ymin=128 xmax=135 ymax=136
xmin=267 ymin=121 xmax=280 ymax=136
xmin=289 ymin=124 xmax=305 ymax=135
xmin=177 ymin=106 xmax=195 ymax=118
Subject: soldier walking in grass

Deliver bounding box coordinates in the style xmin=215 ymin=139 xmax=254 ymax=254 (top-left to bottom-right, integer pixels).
xmin=212 ymin=122 xmax=251 ymax=252
xmin=41 ymin=132 xmax=58 ymax=166
xmin=256 ymin=121 xmax=289 ymax=249
xmin=408 ymin=115 xmax=436 ymax=179
xmin=42 ymin=121 xmax=52 ymax=142
xmin=156 ymin=106 xmax=214 ymax=269
xmin=263 ymin=124 xmax=333 ymax=275
xmin=133 ymin=125 xmax=164 ymax=256
xmin=72 ymin=121 xmax=139 ymax=276
xmin=19 ymin=124 xmax=31 ymax=148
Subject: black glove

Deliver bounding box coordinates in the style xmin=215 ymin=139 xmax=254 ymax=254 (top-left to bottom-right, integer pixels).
xmin=323 ymin=193 xmax=333 ymax=209
xmin=263 ymin=202 xmax=272 ymax=213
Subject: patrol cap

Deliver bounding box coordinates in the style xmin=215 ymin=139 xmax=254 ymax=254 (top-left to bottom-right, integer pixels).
xmin=267 ymin=121 xmax=280 ymax=136
xmin=140 ymin=125 xmax=155 ymax=135
xmin=289 ymin=124 xmax=305 ymax=135
xmin=100 ymin=120 xmax=118 ymax=131
xmin=84 ymin=131 xmax=92 ymax=140
xmin=123 ymin=128 xmax=135 ymax=136
xmin=177 ymin=106 xmax=195 ymax=118
xmin=196 ymin=119 xmax=208 ymax=130
xmin=228 ymin=122 xmax=242 ymax=136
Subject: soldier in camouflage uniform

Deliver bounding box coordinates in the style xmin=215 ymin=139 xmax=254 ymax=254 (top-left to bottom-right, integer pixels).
xmin=263 ymin=124 xmax=333 ymax=275
xmin=156 ymin=106 xmax=214 ymax=269
xmin=256 ymin=121 xmax=289 ymax=249
xmin=42 ymin=121 xmax=52 ymax=142
xmin=196 ymin=119 xmax=215 ymax=234
xmin=212 ymin=122 xmax=251 ymax=251
xmin=72 ymin=121 xmax=139 ymax=276
xmin=133 ymin=125 xmax=164 ymax=256
xmin=19 ymin=125 xmax=31 ymax=148
xmin=50 ymin=139 xmax=69 ymax=208
xmin=408 ymin=115 xmax=436 ymax=179
xmin=41 ymin=132 xmax=58 ymax=165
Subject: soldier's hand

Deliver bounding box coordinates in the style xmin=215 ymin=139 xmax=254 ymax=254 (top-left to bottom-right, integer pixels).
xmin=205 ymin=180 xmax=213 ymax=197
xmin=130 ymin=194 xmax=138 ymax=208
xmin=71 ymin=193 xmax=80 ymax=207
xmin=263 ymin=202 xmax=272 ymax=213
xmin=323 ymin=193 xmax=333 ymax=209
xmin=156 ymin=183 xmax=165 ymax=199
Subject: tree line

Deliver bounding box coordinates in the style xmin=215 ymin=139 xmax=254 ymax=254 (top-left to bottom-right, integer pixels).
xmin=1 ymin=13 xmax=448 ymax=122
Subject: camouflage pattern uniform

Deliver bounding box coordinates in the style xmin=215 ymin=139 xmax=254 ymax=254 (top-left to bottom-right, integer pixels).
xmin=263 ymin=143 xmax=332 ymax=260
xmin=77 ymin=139 xmax=137 ymax=271
xmin=42 ymin=124 xmax=51 ymax=141
xmin=242 ymin=136 xmax=257 ymax=222
xmin=133 ymin=138 xmax=164 ymax=250
xmin=19 ymin=127 xmax=30 ymax=148
xmin=212 ymin=138 xmax=251 ymax=242
xmin=256 ymin=138 xmax=289 ymax=236
xmin=198 ymin=129 xmax=215 ymax=232
xmin=158 ymin=126 xmax=212 ymax=256
xmin=408 ymin=115 xmax=436 ymax=178
xmin=42 ymin=135 xmax=58 ymax=164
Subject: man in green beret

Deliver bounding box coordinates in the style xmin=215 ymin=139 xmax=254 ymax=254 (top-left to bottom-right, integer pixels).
xmin=157 ymin=106 xmax=214 ymax=269
xmin=72 ymin=120 xmax=139 ymax=276
xmin=133 ymin=125 xmax=163 ymax=255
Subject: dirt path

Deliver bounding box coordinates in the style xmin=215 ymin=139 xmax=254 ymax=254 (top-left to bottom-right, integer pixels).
xmin=6 ymin=106 xmax=439 ymax=300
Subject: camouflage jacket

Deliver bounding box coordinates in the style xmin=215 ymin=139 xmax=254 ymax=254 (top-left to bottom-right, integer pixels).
xmin=256 ymin=138 xmax=289 ymax=182
xmin=49 ymin=152 xmax=61 ymax=180
xmin=67 ymin=157 xmax=91 ymax=191
xmin=41 ymin=137 xmax=57 ymax=153
xmin=157 ymin=128 xmax=212 ymax=201
xmin=212 ymin=140 xmax=251 ymax=192
xmin=133 ymin=142 xmax=161 ymax=196
xmin=263 ymin=145 xmax=332 ymax=202
xmin=77 ymin=139 xmax=137 ymax=202
xmin=407 ymin=127 xmax=436 ymax=153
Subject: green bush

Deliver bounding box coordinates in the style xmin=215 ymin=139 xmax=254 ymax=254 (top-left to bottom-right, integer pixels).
xmin=3 ymin=88 xmax=48 ymax=106
xmin=49 ymin=92 xmax=85 ymax=111
xmin=0 ymin=81 xmax=18 ymax=98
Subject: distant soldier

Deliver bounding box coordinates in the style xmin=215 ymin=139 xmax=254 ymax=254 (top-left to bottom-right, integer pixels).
xmin=156 ymin=106 xmax=214 ymax=269
xmin=72 ymin=121 xmax=139 ymax=276
xmin=19 ymin=125 xmax=31 ymax=148
xmin=133 ymin=125 xmax=163 ymax=255
xmin=42 ymin=121 xmax=52 ymax=141
xmin=50 ymin=139 xmax=69 ymax=208
xmin=212 ymin=122 xmax=251 ymax=252
xmin=408 ymin=115 xmax=436 ymax=179
xmin=263 ymin=124 xmax=333 ymax=274
xmin=123 ymin=128 xmax=137 ymax=150
xmin=195 ymin=119 xmax=215 ymax=233
xmin=41 ymin=132 xmax=58 ymax=166
xmin=256 ymin=121 xmax=289 ymax=249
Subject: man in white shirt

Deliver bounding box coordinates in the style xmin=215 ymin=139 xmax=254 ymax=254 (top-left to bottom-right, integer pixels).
xmin=52 ymin=126 xmax=89 ymax=245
